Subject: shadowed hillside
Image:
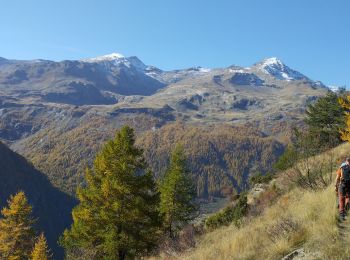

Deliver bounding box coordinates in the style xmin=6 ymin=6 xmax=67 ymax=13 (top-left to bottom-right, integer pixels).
xmin=0 ymin=141 xmax=76 ymax=259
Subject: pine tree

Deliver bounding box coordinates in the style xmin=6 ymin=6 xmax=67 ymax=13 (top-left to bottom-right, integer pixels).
xmin=31 ymin=233 xmax=51 ymax=260
xmin=60 ymin=126 xmax=161 ymax=260
xmin=159 ymin=144 xmax=198 ymax=238
xmin=305 ymin=91 xmax=346 ymax=148
xmin=0 ymin=191 xmax=36 ymax=260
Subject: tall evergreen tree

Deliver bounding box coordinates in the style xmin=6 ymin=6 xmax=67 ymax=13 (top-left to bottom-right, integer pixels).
xmin=159 ymin=145 xmax=198 ymax=238
xmin=31 ymin=233 xmax=51 ymax=260
xmin=339 ymin=93 xmax=350 ymax=142
xmin=305 ymin=91 xmax=346 ymax=148
xmin=0 ymin=191 xmax=36 ymax=260
xmin=61 ymin=126 xmax=161 ymax=260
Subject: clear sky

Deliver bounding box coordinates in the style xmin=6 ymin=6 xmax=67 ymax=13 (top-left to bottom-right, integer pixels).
xmin=1 ymin=0 xmax=349 ymax=87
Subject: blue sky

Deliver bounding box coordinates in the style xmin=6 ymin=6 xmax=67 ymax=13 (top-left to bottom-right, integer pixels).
xmin=1 ymin=0 xmax=349 ymax=87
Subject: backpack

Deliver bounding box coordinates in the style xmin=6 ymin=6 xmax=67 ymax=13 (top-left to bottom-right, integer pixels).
xmin=341 ymin=164 xmax=350 ymax=182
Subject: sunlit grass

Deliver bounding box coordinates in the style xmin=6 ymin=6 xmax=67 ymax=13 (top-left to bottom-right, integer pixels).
xmin=181 ymin=143 xmax=350 ymax=260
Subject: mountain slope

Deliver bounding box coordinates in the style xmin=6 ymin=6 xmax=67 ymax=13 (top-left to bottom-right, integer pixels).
xmin=139 ymin=123 xmax=285 ymax=197
xmin=0 ymin=141 xmax=76 ymax=259
xmin=251 ymin=57 xmax=308 ymax=81
xmin=0 ymin=55 xmax=327 ymax=107
xmin=180 ymin=143 xmax=350 ymax=260
xmin=0 ymin=54 xmax=166 ymax=105
xmin=0 ymin=54 xmax=329 ymax=199
xmin=10 ymin=120 xmax=285 ymax=198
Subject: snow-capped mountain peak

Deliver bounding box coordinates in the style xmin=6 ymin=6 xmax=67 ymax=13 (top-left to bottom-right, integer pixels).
xmin=81 ymin=53 xmax=148 ymax=72
xmin=254 ymin=57 xmax=307 ymax=81
xmin=328 ymin=85 xmax=341 ymax=92
xmin=82 ymin=53 xmax=125 ymax=62
xmin=261 ymin=57 xmax=284 ymax=67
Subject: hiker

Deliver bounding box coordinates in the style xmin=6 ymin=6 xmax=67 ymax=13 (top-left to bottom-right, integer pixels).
xmin=335 ymin=158 xmax=350 ymax=220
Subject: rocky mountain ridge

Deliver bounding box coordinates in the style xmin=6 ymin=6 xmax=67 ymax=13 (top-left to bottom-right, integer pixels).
xmin=0 ymin=53 xmax=331 ymax=198
xmin=0 ymin=54 xmax=327 ymax=103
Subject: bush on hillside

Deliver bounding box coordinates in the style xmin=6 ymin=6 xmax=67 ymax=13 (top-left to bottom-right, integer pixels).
xmin=205 ymin=194 xmax=248 ymax=231
xmin=273 ymin=146 xmax=298 ymax=172
xmin=249 ymin=172 xmax=275 ymax=186
xmin=156 ymin=225 xmax=197 ymax=257
xmin=274 ymin=130 xmax=336 ymax=190
xmin=248 ymin=185 xmax=281 ymax=217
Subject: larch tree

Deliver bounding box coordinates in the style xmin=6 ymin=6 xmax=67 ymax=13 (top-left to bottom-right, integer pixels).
xmin=31 ymin=233 xmax=51 ymax=260
xmin=60 ymin=126 xmax=161 ymax=260
xmin=339 ymin=93 xmax=350 ymax=142
xmin=159 ymin=144 xmax=198 ymax=238
xmin=0 ymin=191 xmax=36 ymax=260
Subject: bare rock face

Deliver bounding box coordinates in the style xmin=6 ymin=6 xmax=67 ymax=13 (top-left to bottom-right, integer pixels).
xmin=229 ymin=72 xmax=264 ymax=86
xmin=42 ymin=81 xmax=117 ymax=105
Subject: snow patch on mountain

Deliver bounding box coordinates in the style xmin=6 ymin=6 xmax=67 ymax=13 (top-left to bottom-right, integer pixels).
xmin=185 ymin=67 xmax=211 ymax=73
xmin=256 ymin=57 xmax=307 ymax=81
xmin=81 ymin=53 xmax=147 ymax=71
xmin=262 ymin=57 xmax=281 ymax=66
xmin=82 ymin=53 xmax=125 ymax=62
xmin=229 ymin=68 xmax=246 ymax=73
xmin=328 ymin=85 xmax=341 ymax=92
xmin=199 ymin=67 xmax=211 ymax=73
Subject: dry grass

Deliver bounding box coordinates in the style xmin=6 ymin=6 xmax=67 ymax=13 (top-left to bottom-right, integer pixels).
xmin=178 ymin=143 xmax=350 ymax=260
xmin=182 ymin=187 xmax=335 ymax=260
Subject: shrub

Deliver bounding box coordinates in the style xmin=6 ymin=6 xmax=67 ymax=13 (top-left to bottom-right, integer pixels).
xmin=274 ymin=130 xmax=336 ymax=191
xmin=249 ymin=172 xmax=275 ymax=186
xmin=156 ymin=225 xmax=197 ymax=257
xmin=248 ymin=186 xmax=280 ymax=217
xmin=204 ymin=194 xmax=248 ymax=231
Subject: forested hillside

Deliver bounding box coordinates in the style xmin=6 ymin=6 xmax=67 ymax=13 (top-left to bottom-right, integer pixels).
xmin=139 ymin=123 xmax=285 ymax=197
xmin=14 ymin=120 xmax=285 ymax=198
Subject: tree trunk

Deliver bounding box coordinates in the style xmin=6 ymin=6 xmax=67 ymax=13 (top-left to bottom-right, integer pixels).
xmin=118 ymin=250 xmax=126 ymax=260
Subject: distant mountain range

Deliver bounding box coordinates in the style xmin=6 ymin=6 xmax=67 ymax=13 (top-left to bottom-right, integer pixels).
xmin=0 ymin=53 xmax=331 ymax=200
xmin=0 ymin=53 xmax=329 ymax=105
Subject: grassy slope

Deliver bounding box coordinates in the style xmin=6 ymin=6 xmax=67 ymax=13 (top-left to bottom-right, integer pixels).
xmin=181 ymin=143 xmax=350 ymax=260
